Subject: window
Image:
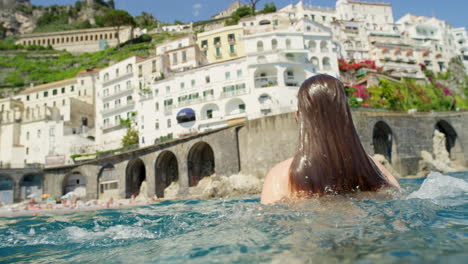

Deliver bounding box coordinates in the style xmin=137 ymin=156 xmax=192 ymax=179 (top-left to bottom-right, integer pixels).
xmin=225 ymin=72 xmax=231 ymax=80
xmin=155 ymin=102 xmax=159 ymax=111
xmin=26 ymin=148 xmax=29 ymax=155
xmin=138 ymin=65 xmax=143 ymax=77
xmin=114 ymin=115 xmax=120 ymax=124
xmin=63 ymin=99 xmax=66 ymax=106
xmin=71 ymin=85 xmax=75 ymax=92
xmin=182 ymin=51 xmax=187 ymax=62
xmin=104 ymin=73 xmax=109 ymax=81
xmin=152 ymin=60 xmax=157 ymax=72
xmin=26 ymin=131 xmax=29 ymax=140
xmin=81 ymin=80 xmax=84 ymax=85
xmin=215 ymin=47 xmax=221 ymax=57
xmin=180 ymin=82 xmax=185 ymax=90
xmin=37 ymin=129 xmax=41 ymax=138
xmin=166 ymin=86 xmax=171 ymax=93
xmin=26 ymin=95 xmax=30 ymax=101
xmin=167 ymin=119 xmax=171 ymax=128
xmin=239 ymin=104 xmax=246 ymax=112
xmin=104 ymin=118 xmax=109 ymax=126
xmin=205 ymin=76 xmax=210 ymax=83
xmin=229 ymin=44 xmax=235 ymax=54
xmin=311 ymin=15 xmax=315 ymax=21
xmin=191 ymin=79 xmax=196 ymax=88
xmin=203 ymin=89 xmax=214 ymax=97
xmin=155 ymin=121 xmax=159 ymax=130
xmin=115 ymin=99 xmax=121 ymax=106
xmin=104 ymin=102 xmax=109 ymax=109
xmin=154 ymin=89 xmax=159 ymax=96
xmin=237 ymin=69 xmax=243 ymax=78
xmin=61 ymin=87 xmax=65 ymax=93
xmin=214 ymin=37 xmax=221 ymax=45
xmin=114 ymin=84 xmax=120 ymax=93
xmin=201 ymin=40 xmax=208 ymax=48
xmin=207 ymin=109 xmax=213 ymax=119
xmin=36 ymin=93 xmax=39 ymax=99
xmin=43 ymin=91 xmax=48 ymax=97
xmin=228 ymin=33 xmax=235 ymax=42
xmin=103 ymin=89 xmax=109 ymax=96
xmin=257 ymin=41 xmax=264 ymax=52
xmin=173 ymin=53 xmax=178 ymax=64
xmin=272 ymin=39 xmax=278 ymax=50
xmin=126 ymin=64 xmax=132 ymax=73
xmin=115 ymin=68 xmax=119 ymax=77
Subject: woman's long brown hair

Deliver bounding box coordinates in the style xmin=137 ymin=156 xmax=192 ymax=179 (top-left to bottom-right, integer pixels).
xmin=289 ymin=74 xmax=388 ymax=197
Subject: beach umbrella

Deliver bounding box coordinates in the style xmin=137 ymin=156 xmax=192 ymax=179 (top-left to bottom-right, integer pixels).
xmin=61 ymin=192 xmax=77 ymax=200
xmin=42 ymin=194 xmax=51 ymax=199
xmin=27 ymin=193 xmax=38 ymax=198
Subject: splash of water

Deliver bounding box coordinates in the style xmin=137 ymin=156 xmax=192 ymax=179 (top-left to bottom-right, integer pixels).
xmin=408 ymin=171 xmax=468 ymax=200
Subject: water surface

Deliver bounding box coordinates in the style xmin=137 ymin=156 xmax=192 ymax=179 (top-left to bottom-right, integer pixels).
xmin=0 ymin=172 xmax=467 ymax=263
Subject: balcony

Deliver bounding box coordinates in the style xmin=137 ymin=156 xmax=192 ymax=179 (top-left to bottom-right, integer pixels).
xmin=220 ymin=88 xmax=247 ymax=98
xmin=285 ymin=76 xmax=301 ymax=87
xmin=102 ymin=123 xmax=127 ymax=133
xmin=178 ymin=98 xmax=202 ymax=107
xmin=101 ymin=101 xmax=135 ymax=115
xmin=102 ymin=86 xmax=134 ymax=101
xmin=102 ymin=72 xmax=133 ymax=86
xmin=164 ymin=105 xmax=174 ymax=115
xmin=255 ymin=76 xmax=278 ymax=88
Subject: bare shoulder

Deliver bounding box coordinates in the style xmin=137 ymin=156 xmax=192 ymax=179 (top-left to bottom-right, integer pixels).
xmin=370 ymin=156 xmax=400 ymax=188
xmin=261 ymin=158 xmax=293 ymax=205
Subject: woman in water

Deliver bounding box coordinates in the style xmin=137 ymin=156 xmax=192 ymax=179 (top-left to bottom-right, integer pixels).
xmin=261 ymin=74 xmax=400 ymax=204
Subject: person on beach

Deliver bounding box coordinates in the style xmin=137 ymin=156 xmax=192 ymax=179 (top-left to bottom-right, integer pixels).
xmin=261 ymin=74 xmax=400 ymax=204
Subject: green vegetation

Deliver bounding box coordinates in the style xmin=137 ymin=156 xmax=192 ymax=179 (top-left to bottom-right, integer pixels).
xmin=225 ymin=2 xmax=276 ymax=26
xmin=32 ymin=1 xmax=114 ymax=33
xmin=122 ymin=128 xmax=139 ymax=147
xmin=0 ymin=32 xmax=183 ymax=88
xmin=103 ymin=10 xmax=136 ymax=44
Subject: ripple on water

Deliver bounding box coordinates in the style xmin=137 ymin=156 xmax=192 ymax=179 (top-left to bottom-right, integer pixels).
xmin=0 ymin=172 xmax=467 ymax=263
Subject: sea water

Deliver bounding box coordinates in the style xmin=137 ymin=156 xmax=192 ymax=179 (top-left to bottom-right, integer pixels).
xmin=0 ymin=172 xmax=467 ymax=263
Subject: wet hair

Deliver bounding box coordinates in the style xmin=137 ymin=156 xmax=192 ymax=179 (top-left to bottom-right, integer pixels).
xmin=289 ymin=74 xmax=388 ymax=197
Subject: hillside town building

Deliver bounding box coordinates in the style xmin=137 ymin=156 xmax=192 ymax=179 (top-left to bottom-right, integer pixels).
xmin=1 ymin=0 xmax=466 ymax=170
xmin=16 ymin=26 xmax=135 ymax=53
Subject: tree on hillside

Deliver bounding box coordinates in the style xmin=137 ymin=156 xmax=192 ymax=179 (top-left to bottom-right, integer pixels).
xmin=242 ymin=0 xmax=262 ymax=15
xmin=135 ymin=12 xmax=159 ymax=29
xmin=258 ymin=2 xmax=276 ymax=14
xmin=103 ymin=10 xmax=136 ymax=44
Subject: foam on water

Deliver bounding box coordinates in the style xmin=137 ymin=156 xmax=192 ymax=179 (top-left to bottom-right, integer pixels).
xmin=0 ymin=171 xmax=467 ymax=263
xmin=408 ymin=172 xmax=468 ymax=201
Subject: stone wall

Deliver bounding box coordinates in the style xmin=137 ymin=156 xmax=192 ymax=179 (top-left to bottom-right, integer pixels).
xmin=16 ymin=26 xmax=134 ymax=53
xmin=237 ymin=110 xmax=468 ymax=177
xmin=4 ymin=110 xmax=468 ymax=202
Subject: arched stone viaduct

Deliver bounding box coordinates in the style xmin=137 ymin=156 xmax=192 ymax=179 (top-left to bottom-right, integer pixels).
xmin=1 ymin=110 xmax=467 ymax=203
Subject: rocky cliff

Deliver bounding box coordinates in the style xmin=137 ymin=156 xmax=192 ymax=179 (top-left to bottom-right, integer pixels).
xmin=0 ymin=0 xmax=113 ymax=36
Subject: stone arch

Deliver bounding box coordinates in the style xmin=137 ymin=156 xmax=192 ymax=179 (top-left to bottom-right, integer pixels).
xmin=435 ymin=120 xmax=462 ymax=160
xmin=125 ymin=158 xmax=146 ymax=198
xmin=254 ymin=65 xmax=278 ymax=88
xmin=284 ymin=65 xmax=306 ymax=86
xmin=0 ymin=174 xmax=14 ymax=204
xmin=311 ymin=56 xmax=320 ymax=70
xmin=200 ymin=103 xmax=220 ymax=120
xmin=97 ymin=163 xmax=118 ymax=200
xmin=63 ymin=171 xmax=87 ymax=196
xmin=309 ymin=40 xmax=317 ymax=52
xmin=322 ymin=57 xmax=331 ymax=70
xmin=225 ymin=98 xmax=246 ymax=116
xmin=188 ymin=142 xmax=215 ymax=187
xmin=320 ymin=40 xmax=328 ymax=52
xmin=271 ymin=39 xmax=278 ymax=50
xmin=373 ymin=121 xmax=394 ymax=162
xmin=155 ymin=151 xmax=179 ymax=198
xmin=20 ymin=174 xmax=43 ymax=200
xmin=257 ymin=41 xmax=264 ymax=52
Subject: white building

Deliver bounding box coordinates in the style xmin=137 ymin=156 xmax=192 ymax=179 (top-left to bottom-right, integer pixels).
xmin=336 ymin=0 xmax=394 ymax=31
xmin=135 ymin=12 xmax=340 ymax=147
xmin=452 ymin=27 xmax=468 ymax=73
xmin=0 ymin=74 xmax=97 ymax=168
xmin=397 ymin=14 xmax=457 ymax=73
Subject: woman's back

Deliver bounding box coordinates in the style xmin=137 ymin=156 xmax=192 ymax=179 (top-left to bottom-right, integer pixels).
xmin=260 ymin=75 xmax=400 ymax=204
